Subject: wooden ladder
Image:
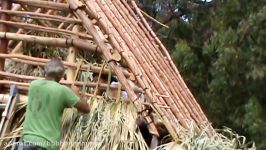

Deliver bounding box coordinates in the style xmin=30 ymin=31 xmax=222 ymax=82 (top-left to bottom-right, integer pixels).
xmin=0 ymin=85 xmax=19 ymax=149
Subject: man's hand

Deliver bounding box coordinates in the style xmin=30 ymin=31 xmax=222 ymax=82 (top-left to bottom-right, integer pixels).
xmin=71 ymin=85 xmax=80 ymax=96
xmin=71 ymin=85 xmax=90 ymax=113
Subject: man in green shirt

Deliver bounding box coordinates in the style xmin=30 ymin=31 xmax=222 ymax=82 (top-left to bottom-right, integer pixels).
xmin=18 ymin=58 xmax=90 ymax=150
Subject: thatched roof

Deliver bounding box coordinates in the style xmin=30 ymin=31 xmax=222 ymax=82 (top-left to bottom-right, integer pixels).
xmin=0 ymin=0 xmax=213 ymax=140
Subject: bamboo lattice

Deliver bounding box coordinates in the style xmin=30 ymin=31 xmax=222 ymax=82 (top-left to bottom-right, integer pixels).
xmin=0 ymin=0 xmax=214 ymax=141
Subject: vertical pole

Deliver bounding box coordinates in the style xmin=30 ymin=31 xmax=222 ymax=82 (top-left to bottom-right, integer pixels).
xmin=0 ymin=0 xmax=12 ymax=90
xmin=66 ymin=25 xmax=79 ymax=82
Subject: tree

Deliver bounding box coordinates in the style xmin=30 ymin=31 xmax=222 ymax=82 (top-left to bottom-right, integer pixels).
xmin=140 ymin=0 xmax=266 ymax=148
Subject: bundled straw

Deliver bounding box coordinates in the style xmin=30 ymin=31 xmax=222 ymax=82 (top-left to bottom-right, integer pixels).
xmin=156 ymin=122 xmax=256 ymax=150
xmin=2 ymin=101 xmax=256 ymax=150
xmin=61 ymin=97 xmax=148 ymax=150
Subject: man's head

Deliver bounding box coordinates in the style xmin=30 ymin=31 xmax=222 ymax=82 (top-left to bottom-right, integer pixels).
xmin=44 ymin=57 xmax=65 ymax=82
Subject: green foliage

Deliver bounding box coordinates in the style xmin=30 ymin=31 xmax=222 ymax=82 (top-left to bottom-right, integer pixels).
xmin=140 ymin=0 xmax=266 ymax=149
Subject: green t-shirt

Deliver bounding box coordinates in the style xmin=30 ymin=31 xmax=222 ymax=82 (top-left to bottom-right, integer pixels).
xmin=22 ymin=79 xmax=79 ymax=150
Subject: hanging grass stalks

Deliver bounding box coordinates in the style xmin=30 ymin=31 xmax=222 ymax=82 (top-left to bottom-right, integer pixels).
xmin=1 ymin=102 xmax=26 ymax=149
xmin=2 ymin=99 xmax=256 ymax=150
xmin=60 ymin=97 xmax=148 ymax=150
xmin=61 ymin=62 xmax=148 ymax=150
xmin=2 ymin=79 xmax=148 ymax=150
xmin=155 ymin=122 xmax=256 ymax=150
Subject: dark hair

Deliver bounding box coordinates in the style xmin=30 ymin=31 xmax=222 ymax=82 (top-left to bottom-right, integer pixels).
xmin=44 ymin=57 xmax=65 ymax=79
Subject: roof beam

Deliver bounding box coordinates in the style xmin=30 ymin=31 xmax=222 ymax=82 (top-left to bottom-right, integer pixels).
xmin=0 ymin=76 xmax=142 ymax=93
xmin=0 ymin=53 xmax=132 ymax=77
xmin=0 ymin=20 xmax=92 ymax=39
xmin=0 ymin=32 xmax=96 ymax=51
xmin=0 ymin=75 xmax=113 ymax=91
xmin=11 ymin=0 xmax=69 ymax=11
xmin=0 ymin=10 xmax=82 ymax=24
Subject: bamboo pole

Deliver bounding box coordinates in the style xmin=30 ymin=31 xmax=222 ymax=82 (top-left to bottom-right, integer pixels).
xmin=8 ymin=7 xmax=42 ymax=48
xmin=0 ymin=76 xmax=141 ymax=92
xmin=95 ymin=1 xmax=190 ymax=127
xmin=135 ymin=56 xmax=182 ymax=138
xmin=11 ymin=4 xmax=21 ymax=11
xmin=0 ymin=20 xmax=93 ymax=40
xmin=67 ymin=0 xmax=160 ymax=137
xmin=0 ymin=53 xmax=132 ymax=77
xmin=111 ymin=0 xmax=194 ymax=124
xmin=0 ymin=71 xmax=39 ymax=80
xmin=130 ymin=0 xmax=204 ymax=112
xmin=83 ymin=0 xmax=178 ymax=139
xmin=129 ymin=1 xmax=210 ymax=127
xmin=67 ymin=1 xmax=135 ymax=100
xmin=0 ymin=93 xmax=103 ymax=104
xmin=106 ymin=0 xmax=192 ymax=119
xmin=1 ymin=85 xmax=29 ymax=93
xmin=88 ymin=1 xmax=179 ymax=139
xmin=0 ymin=0 xmax=12 ymax=90
xmin=57 ymin=14 xmax=72 ymax=29
xmin=0 ymin=84 xmax=105 ymax=100
xmin=113 ymin=1 xmax=203 ymax=126
xmin=0 ymin=94 xmax=28 ymax=104
xmin=0 ymin=32 xmax=96 ymax=52
xmin=19 ymin=4 xmax=53 ymax=27
xmin=66 ymin=25 xmax=79 ymax=83
xmin=86 ymin=1 xmax=194 ymax=138
xmin=40 ymin=0 xmax=67 ymax=28
xmin=0 ymin=10 xmax=82 ymax=24
xmin=120 ymin=1 xmax=200 ymax=123
xmin=129 ymin=1 xmax=213 ymax=133
xmin=11 ymin=0 xmax=69 ymax=11
xmin=87 ymin=0 xmax=178 ymax=137
xmin=139 ymin=9 xmax=169 ymax=29
xmin=9 ymin=0 xmax=66 ymax=52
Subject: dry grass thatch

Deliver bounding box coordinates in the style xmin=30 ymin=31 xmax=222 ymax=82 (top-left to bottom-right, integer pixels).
xmin=1 ymin=99 xmax=256 ymax=150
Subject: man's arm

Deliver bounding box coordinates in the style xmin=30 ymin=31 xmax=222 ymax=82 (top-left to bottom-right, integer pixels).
xmin=74 ymin=98 xmax=90 ymax=113
xmin=71 ymin=85 xmax=90 ymax=113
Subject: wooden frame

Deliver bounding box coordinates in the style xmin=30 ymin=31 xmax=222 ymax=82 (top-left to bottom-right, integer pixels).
xmin=0 ymin=0 xmax=215 ymax=142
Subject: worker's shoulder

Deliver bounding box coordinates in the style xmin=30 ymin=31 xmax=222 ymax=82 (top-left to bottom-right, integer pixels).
xmin=30 ymin=79 xmax=44 ymax=85
xmin=58 ymin=84 xmax=71 ymax=91
xmin=30 ymin=79 xmax=61 ymax=88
